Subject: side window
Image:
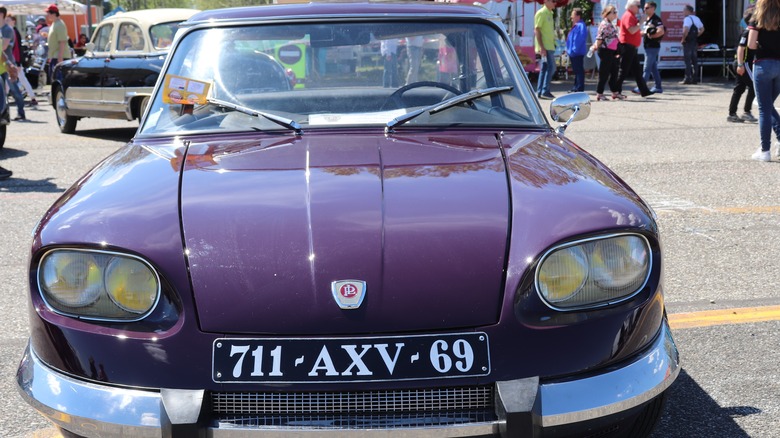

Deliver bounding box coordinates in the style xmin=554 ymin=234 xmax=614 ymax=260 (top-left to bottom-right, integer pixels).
xmin=150 ymin=22 xmax=177 ymax=50
xmin=92 ymin=24 xmax=113 ymax=53
xmin=118 ymin=23 xmax=145 ymax=52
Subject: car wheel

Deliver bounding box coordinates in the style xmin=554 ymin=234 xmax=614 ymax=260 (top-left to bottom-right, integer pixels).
xmin=620 ymin=393 xmax=667 ymax=438
xmin=54 ymin=88 xmax=78 ymax=134
xmin=57 ymin=427 xmax=85 ymax=438
xmin=138 ymin=96 xmax=150 ymax=121
xmin=550 ymin=392 xmax=667 ymax=438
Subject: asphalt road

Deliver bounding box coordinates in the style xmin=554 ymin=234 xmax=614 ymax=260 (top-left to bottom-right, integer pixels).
xmin=1 ymin=75 xmax=779 ymax=437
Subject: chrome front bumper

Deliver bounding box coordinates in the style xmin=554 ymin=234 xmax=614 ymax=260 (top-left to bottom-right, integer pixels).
xmin=17 ymin=321 xmax=679 ymax=438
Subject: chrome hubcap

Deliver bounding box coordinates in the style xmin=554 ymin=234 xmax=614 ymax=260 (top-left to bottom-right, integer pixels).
xmin=55 ymin=92 xmax=68 ymax=126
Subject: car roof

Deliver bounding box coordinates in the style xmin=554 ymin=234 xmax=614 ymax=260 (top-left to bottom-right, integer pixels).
xmin=101 ymin=8 xmax=200 ymax=25
xmin=186 ymin=1 xmax=492 ymax=24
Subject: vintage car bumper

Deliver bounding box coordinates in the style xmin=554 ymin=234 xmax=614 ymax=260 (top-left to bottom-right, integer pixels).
xmin=17 ymin=321 xmax=678 ymax=438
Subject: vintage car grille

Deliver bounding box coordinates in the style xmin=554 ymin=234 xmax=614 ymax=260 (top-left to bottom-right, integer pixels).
xmin=211 ymin=385 xmax=496 ymax=429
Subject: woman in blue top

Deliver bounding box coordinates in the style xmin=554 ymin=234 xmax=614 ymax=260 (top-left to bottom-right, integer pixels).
xmin=566 ymin=8 xmax=588 ymax=92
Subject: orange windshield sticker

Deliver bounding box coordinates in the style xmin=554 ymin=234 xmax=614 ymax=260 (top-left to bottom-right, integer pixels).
xmin=162 ymin=74 xmax=211 ymax=105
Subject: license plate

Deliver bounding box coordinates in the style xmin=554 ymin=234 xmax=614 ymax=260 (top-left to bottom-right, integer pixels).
xmin=213 ymin=332 xmax=490 ymax=383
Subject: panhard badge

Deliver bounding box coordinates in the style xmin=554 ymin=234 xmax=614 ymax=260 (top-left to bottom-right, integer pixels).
xmin=331 ymin=280 xmax=366 ymax=309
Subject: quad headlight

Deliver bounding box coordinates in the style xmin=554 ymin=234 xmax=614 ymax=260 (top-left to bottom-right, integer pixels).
xmin=38 ymin=249 xmax=160 ymax=320
xmin=536 ymin=234 xmax=651 ymax=310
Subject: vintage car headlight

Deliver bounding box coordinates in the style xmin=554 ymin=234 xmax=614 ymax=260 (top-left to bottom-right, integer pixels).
xmin=38 ymin=249 xmax=160 ymax=320
xmin=536 ymin=234 xmax=650 ymax=310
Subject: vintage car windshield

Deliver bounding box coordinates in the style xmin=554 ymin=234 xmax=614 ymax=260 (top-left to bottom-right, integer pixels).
xmin=140 ymin=20 xmax=541 ymax=135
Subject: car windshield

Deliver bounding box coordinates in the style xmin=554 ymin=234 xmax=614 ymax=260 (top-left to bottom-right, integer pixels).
xmin=139 ymin=20 xmax=541 ymax=136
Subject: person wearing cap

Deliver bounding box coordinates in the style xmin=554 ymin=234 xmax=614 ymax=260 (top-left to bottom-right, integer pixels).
xmin=44 ymin=4 xmax=71 ymax=78
xmin=33 ymin=19 xmax=48 ymax=54
xmin=35 ymin=17 xmax=46 ymax=33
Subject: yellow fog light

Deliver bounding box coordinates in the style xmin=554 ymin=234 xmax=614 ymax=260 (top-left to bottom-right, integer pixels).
xmin=105 ymin=257 xmax=159 ymax=314
xmin=537 ymin=246 xmax=587 ymax=303
xmin=40 ymin=252 xmax=103 ymax=307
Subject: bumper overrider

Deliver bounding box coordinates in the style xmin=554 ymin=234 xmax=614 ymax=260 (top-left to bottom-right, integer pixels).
xmin=17 ymin=322 xmax=678 ymax=438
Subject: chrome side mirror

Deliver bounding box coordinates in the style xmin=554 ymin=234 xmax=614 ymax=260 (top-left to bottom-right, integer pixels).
xmin=549 ymin=92 xmax=590 ymax=135
xmin=85 ymin=42 xmax=95 ymax=53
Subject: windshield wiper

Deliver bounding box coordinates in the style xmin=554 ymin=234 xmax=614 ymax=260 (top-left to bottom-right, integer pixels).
xmin=385 ymin=86 xmax=513 ymax=134
xmin=207 ymin=97 xmax=303 ymax=135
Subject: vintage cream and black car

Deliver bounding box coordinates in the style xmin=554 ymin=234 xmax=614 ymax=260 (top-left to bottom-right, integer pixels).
xmin=50 ymin=8 xmax=198 ymax=133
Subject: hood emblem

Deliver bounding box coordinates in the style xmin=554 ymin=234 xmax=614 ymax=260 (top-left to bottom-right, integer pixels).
xmin=331 ymin=280 xmax=366 ymax=309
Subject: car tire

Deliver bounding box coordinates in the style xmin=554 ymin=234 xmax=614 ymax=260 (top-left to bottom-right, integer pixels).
xmin=138 ymin=96 xmax=150 ymax=122
xmin=57 ymin=427 xmax=85 ymax=438
xmin=54 ymin=88 xmax=78 ymax=134
xmin=621 ymin=392 xmax=667 ymax=438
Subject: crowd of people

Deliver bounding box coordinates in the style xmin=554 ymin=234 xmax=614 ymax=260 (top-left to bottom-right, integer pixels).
xmin=0 ymin=3 xmax=85 ymax=180
xmin=538 ymin=0 xmax=780 ymax=163
xmin=537 ymin=0 xmax=677 ymax=101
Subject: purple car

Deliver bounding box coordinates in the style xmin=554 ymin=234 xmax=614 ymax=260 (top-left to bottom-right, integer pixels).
xmin=17 ymin=3 xmax=678 ymax=437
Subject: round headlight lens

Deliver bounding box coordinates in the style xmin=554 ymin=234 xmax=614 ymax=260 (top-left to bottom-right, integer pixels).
xmin=537 ymin=246 xmax=588 ymax=303
xmin=535 ymin=234 xmax=652 ymax=310
xmin=591 ymin=236 xmax=648 ymax=290
xmin=40 ymin=252 xmax=103 ymax=307
xmin=105 ymin=258 xmax=159 ymax=313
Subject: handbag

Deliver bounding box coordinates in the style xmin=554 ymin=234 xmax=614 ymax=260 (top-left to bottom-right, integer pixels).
xmin=8 ymin=64 xmax=18 ymax=82
xmin=2 ymin=54 xmax=17 ymax=81
xmin=607 ymin=38 xmax=619 ymax=51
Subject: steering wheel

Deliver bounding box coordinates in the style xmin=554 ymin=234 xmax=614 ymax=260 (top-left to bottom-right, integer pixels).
xmin=384 ymin=81 xmax=462 ymax=110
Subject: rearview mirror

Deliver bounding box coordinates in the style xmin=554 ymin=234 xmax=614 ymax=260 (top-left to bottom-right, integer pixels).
xmin=550 ymin=92 xmax=590 ymax=135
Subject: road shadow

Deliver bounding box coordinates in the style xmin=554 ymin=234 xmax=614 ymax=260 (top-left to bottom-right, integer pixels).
xmin=0 ymin=147 xmax=29 ymax=159
xmin=651 ymin=369 xmax=757 ymax=437
xmin=68 ymin=127 xmax=137 ymax=143
xmin=0 ymin=177 xmax=64 ymax=194
xmin=544 ymin=68 xmax=736 ymax=96
xmin=13 ymin=119 xmax=48 ymax=125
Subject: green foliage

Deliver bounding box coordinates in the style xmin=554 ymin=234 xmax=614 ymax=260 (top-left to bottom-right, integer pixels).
xmin=562 ymin=0 xmax=596 ymax=33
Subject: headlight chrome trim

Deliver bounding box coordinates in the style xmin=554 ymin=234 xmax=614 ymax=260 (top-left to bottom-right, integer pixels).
xmin=534 ymin=232 xmax=653 ymax=312
xmin=36 ymin=248 xmax=162 ymax=323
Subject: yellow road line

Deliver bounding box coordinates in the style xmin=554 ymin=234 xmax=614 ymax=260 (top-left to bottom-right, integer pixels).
xmin=714 ymin=206 xmax=780 ymax=214
xmin=669 ymin=305 xmax=780 ymax=329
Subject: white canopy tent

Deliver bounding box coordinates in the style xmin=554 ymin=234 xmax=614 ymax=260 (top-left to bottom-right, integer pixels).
xmin=0 ymin=0 xmax=86 ymax=15
xmin=1 ymin=0 xmax=88 ymax=43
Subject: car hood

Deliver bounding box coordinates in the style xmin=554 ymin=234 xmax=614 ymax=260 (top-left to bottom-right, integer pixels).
xmin=180 ymin=132 xmax=510 ymax=334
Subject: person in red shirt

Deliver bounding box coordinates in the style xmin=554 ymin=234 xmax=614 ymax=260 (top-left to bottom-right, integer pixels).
xmin=614 ymin=0 xmax=653 ymax=99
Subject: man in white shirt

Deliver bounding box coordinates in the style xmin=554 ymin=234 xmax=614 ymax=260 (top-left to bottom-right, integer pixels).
xmin=680 ymin=4 xmax=704 ymax=84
